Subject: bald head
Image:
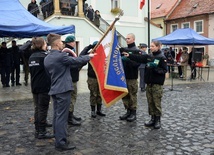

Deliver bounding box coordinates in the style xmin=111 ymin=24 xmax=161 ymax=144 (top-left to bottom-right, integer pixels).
xmin=126 ymin=33 xmax=135 ymax=45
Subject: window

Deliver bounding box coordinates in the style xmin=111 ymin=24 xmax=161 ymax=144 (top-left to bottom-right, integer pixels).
xmin=194 ymin=20 xmax=203 ymax=33
xmin=111 ymin=0 xmax=120 ymax=9
xmin=182 ymin=22 xmax=190 ymax=29
xmin=171 ymin=24 xmax=178 ymax=32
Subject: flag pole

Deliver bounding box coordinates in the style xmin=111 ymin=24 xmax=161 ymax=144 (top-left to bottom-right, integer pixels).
xmin=91 ymin=10 xmax=124 ymax=52
xmin=147 ymin=0 xmax=150 ymax=53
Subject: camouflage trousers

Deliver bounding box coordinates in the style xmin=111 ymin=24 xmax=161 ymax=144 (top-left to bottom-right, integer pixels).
xmin=146 ymin=84 xmax=163 ymax=116
xmin=69 ymin=82 xmax=77 ymax=112
xmin=87 ymin=77 xmax=102 ymax=106
xmin=122 ymin=79 xmax=138 ymax=110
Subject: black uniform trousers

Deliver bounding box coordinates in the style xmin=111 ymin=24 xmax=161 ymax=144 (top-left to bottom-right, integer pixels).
xmin=33 ymin=93 xmax=50 ymax=129
xmin=1 ymin=66 xmax=11 ymax=86
xmin=11 ymin=64 xmax=21 ymax=84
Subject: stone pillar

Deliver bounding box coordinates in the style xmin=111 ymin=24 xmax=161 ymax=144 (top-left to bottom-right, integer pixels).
xmin=54 ymin=0 xmax=61 ymax=15
xmin=78 ymin=0 xmax=84 ymax=17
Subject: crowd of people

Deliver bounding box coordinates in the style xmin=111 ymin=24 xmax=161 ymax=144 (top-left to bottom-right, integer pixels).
xmin=1 ymin=0 xmax=209 ymax=153
xmin=163 ymin=46 xmax=202 ymax=80
xmin=0 ymin=32 xmax=167 ymax=151
xmin=0 ymin=40 xmax=31 ymax=87
xmin=1 ymin=29 xmax=208 ymax=151
xmin=27 ymin=0 xmax=102 ymax=30
xmin=27 ymin=0 xmax=54 ymax=19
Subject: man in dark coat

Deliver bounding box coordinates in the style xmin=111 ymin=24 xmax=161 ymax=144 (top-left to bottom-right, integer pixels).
xmin=0 ymin=42 xmax=13 ymax=87
xmin=10 ymin=40 xmax=22 ymax=86
xmin=28 ymin=0 xmax=40 ymax=17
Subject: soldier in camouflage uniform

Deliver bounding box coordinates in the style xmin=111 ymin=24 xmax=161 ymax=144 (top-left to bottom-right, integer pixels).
xmin=64 ymin=35 xmax=94 ymax=126
xmin=123 ymin=40 xmax=167 ymax=129
xmin=64 ymin=35 xmax=81 ymax=126
xmin=83 ymin=41 xmax=106 ymax=118
xmin=119 ymin=33 xmax=141 ymax=122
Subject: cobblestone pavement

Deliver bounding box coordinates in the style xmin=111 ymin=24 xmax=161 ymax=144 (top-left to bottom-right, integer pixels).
xmin=0 ymin=82 xmax=214 ymax=155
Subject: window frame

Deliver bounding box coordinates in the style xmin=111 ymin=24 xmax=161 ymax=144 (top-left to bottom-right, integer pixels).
xmin=194 ymin=20 xmax=203 ymax=34
xmin=182 ymin=22 xmax=190 ymax=29
xmin=170 ymin=24 xmax=178 ymax=32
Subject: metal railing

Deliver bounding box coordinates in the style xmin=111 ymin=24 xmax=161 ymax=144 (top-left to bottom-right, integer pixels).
xmin=29 ymin=0 xmax=54 ymax=19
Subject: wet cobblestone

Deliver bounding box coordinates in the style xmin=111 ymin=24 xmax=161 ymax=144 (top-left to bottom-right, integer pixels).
xmin=0 ymin=83 xmax=214 ymax=155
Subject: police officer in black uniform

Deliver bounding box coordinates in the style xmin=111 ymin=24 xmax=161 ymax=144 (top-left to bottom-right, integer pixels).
xmin=10 ymin=40 xmax=22 ymax=86
xmin=29 ymin=37 xmax=54 ymax=139
xmin=0 ymin=42 xmax=13 ymax=87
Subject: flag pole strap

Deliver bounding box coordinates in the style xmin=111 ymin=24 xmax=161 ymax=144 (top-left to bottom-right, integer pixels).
xmin=91 ymin=10 xmax=124 ymax=53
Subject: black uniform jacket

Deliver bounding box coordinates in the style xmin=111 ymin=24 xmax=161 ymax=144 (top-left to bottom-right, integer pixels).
xmin=29 ymin=50 xmax=51 ymax=93
xmin=128 ymin=50 xmax=167 ymax=85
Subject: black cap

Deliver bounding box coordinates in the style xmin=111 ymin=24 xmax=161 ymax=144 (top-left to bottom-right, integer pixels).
xmin=138 ymin=43 xmax=147 ymax=48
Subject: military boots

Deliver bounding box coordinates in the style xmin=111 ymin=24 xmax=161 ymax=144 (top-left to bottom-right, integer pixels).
xmin=68 ymin=112 xmax=81 ymax=126
xmin=91 ymin=105 xmax=96 ymax=118
xmin=119 ymin=109 xmax=131 ymax=120
xmin=96 ymin=104 xmax=106 ymax=116
xmin=144 ymin=115 xmax=155 ymax=127
xmin=126 ymin=110 xmax=136 ymax=122
xmin=154 ymin=116 xmax=161 ymax=129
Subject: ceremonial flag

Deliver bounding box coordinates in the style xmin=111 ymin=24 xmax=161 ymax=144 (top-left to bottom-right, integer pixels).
xmin=140 ymin=0 xmax=145 ymax=9
xmin=90 ymin=28 xmax=128 ymax=107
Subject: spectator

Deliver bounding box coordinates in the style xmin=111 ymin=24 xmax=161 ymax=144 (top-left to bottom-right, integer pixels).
xmin=0 ymin=42 xmax=13 ymax=87
xmin=60 ymin=2 xmax=68 ymax=15
xmin=28 ymin=0 xmax=40 ymax=17
xmin=40 ymin=0 xmax=54 ymax=19
xmin=20 ymin=41 xmax=33 ymax=86
xmin=175 ymin=48 xmax=183 ymax=77
xmin=70 ymin=0 xmax=77 ymax=16
xmin=169 ymin=47 xmax=175 ymax=60
xmin=93 ymin=10 xmax=101 ymax=28
xmin=188 ymin=48 xmax=196 ymax=80
xmin=86 ymin=5 xmax=94 ymax=21
xmin=138 ymin=43 xmax=147 ymax=92
xmin=169 ymin=47 xmax=175 ymax=72
xmin=164 ymin=48 xmax=174 ymax=73
xmin=9 ymin=40 xmax=22 ymax=86
xmin=83 ymin=1 xmax=88 ymax=16
xmin=180 ymin=47 xmax=189 ymax=80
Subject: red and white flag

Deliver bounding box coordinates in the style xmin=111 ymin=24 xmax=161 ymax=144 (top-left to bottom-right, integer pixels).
xmin=90 ymin=28 xmax=128 ymax=107
xmin=140 ymin=0 xmax=145 ymax=9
